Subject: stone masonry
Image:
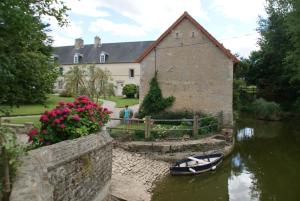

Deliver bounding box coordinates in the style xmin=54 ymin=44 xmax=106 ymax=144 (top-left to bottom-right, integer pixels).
xmin=139 ymin=13 xmax=236 ymax=126
xmin=10 ymin=131 xmax=113 ymax=201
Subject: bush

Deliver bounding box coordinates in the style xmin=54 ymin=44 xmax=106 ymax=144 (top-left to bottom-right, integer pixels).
xmin=252 ymin=98 xmax=281 ymax=120
xmin=122 ymin=84 xmax=137 ymax=98
xmin=27 ymin=96 xmax=111 ymax=147
xmin=59 ymin=90 xmax=73 ymax=97
xmin=139 ymin=72 xmax=175 ymax=116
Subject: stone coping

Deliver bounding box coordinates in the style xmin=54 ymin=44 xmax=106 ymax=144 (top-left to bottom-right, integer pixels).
xmin=28 ymin=130 xmax=112 ymax=170
xmin=118 ymin=134 xmax=231 ymax=154
xmin=10 ymin=130 xmax=113 ymax=201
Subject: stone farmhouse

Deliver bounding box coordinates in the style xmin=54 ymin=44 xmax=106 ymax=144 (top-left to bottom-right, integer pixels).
xmin=53 ymin=12 xmax=237 ymax=125
xmin=137 ymin=12 xmax=238 ymax=126
xmin=53 ymin=38 xmax=153 ymax=96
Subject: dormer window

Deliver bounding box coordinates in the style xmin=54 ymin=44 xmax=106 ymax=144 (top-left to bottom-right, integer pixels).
xmin=74 ymin=53 xmax=83 ymax=64
xmin=100 ymin=52 xmax=108 ymax=63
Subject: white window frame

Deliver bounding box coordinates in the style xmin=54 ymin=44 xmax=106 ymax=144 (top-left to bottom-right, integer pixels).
xmin=74 ymin=54 xmax=83 ymax=64
xmin=129 ymin=68 xmax=135 ymax=78
xmin=74 ymin=54 xmax=79 ymax=64
xmin=100 ymin=53 xmax=106 ymax=63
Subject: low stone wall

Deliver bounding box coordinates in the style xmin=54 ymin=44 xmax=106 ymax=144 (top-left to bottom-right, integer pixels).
xmin=10 ymin=130 xmax=113 ymax=201
xmin=117 ymin=130 xmax=234 ymax=162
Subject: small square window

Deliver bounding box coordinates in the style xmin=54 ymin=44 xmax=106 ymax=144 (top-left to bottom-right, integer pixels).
xmin=59 ymin=67 xmax=64 ymax=76
xmin=191 ymin=31 xmax=195 ymax=38
xmin=129 ymin=69 xmax=134 ymax=78
xmin=74 ymin=54 xmax=83 ymax=64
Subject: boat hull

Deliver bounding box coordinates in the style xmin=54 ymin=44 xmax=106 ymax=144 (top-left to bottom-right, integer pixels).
xmin=170 ymin=153 xmax=224 ymax=175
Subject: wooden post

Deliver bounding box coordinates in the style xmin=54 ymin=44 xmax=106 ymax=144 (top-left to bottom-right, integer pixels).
xmin=2 ymin=148 xmax=10 ymax=201
xmin=193 ymin=115 xmax=199 ymax=136
xmin=145 ymin=116 xmax=151 ymax=139
xmin=0 ymin=118 xmax=11 ymax=201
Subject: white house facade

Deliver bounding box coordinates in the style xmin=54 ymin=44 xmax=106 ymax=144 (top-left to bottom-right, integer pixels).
xmin=53 ymin=37 xmax=153 ymax=96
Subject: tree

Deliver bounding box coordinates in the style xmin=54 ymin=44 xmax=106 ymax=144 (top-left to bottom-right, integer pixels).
xmin=88 ymin=65 xmax=113 ymax=101
xmin=64 ymin=66 xmax=87 ymax=97
xmin=0 ymin=0 xmax=68 ymax=105
xmin=122 ymin=84 xmax=137 ymax=98
xmin=139 ymin=72 xmax=175 ymax=116
xmin=0 ymin=1 xmax=68 ymax=200
xmin=64 ymin=65 xmax=113 ymax=101
xmin=246 ymin=0 xmax=300 ymax=109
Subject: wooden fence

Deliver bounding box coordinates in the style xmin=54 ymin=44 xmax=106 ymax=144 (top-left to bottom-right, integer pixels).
xmin=107 ymin=111 xmax=224 ymax=139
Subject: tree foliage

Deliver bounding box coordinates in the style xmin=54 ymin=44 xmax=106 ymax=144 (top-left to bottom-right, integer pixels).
xmin=122 ymin=84 xmax=137 ymax=98
xmin=64 ymin=65 xmax=113 ymax=101
xmin=0 ymin=0 xmax=69 ymax=105
xmin=246 ymin=0 xmax=300 ymax=110
xmin=139 ymin=72 xmax=175 ymax=116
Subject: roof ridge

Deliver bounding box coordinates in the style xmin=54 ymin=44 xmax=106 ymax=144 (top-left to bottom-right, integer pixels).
xmin=136 ymin=11 xmax=238 ymax=63
xmin=53 ymin=40 xmax=154 ymax=48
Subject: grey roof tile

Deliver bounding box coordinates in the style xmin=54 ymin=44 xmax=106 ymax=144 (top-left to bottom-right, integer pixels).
xmin=53 ymin=41 xmax=154 ymax=65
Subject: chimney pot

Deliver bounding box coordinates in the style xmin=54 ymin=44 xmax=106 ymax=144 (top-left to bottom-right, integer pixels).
xmin=94 ymin=36 xmax=101 ymax=48
xmin=75 ymin=38 xmax=84 ymax=49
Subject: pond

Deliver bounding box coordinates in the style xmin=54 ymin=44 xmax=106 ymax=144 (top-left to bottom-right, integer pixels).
xmin=152 ymin=115 xmax=300 ymax=201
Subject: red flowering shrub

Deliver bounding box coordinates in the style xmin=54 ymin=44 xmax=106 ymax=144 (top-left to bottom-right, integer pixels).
xmin=28 ymin=96 xmax=111 ymax=147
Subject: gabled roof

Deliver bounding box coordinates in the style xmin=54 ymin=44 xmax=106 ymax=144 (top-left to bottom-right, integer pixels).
xmin=136 ymin=12 xmax=239 ymax=63
xmin=54 ymin=41 xmax=154 ymax=65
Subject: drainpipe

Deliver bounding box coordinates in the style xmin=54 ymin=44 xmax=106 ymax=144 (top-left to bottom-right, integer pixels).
xmin=154 ymin=47 xmax=157 ymax=73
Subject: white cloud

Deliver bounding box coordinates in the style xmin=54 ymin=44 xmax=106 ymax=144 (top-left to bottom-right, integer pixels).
xmin=66 ymin=0 xmax=207 ymax=32
xmin=65 ymin=0 xmax=110 ymax=17
xmin=221 ymin=32 xmax=260 ymax=57
xmin=47 ymin=17 xmax=83 ymax=46
xmin=97 ymin=0 xmax=208 ymax=32
xmin=89 ymin=19 xmax=146 ymax=37
xmin=211 ymin=0 xmax=266 ymax=22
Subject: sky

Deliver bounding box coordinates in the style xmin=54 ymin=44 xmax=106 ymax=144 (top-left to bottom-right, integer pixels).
xmin=48 ymin=0 xmax=267 ymax=58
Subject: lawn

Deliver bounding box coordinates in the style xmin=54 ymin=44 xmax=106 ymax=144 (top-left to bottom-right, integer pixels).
xmin=0 ymin=95 xmax=138 ymax=124
xmin=2 ymin=116 xmax=41 ymax=126
xmin=100 ymin=96 xmax=139 ymax=108
xmin=0 ymin=95 xmax=75 ymax=116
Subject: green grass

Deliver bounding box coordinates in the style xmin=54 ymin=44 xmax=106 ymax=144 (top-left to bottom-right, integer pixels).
xmin=2 ymin=116 xmax=40 ymax=126
xmin=100 ymin=96 xmax=139 ymax=108
xmin=0 ymin=94 xmax=75 ymax=116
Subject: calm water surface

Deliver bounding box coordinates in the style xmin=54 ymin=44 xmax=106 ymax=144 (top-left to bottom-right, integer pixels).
xmin=152 ymin=116 xmax=300 ymax=201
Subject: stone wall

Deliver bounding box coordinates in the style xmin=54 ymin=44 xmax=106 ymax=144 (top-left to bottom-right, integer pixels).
xmin=140 ymin=18 xmax=234 ymax=126
xmin=10 ymin=131 xmax=113 ymax=201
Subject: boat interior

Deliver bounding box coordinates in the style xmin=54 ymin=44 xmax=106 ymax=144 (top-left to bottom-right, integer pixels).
xmin=178 ymin=156 xmax=220 ymax=167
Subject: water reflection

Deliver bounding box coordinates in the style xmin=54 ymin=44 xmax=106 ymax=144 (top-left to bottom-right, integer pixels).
xmin=152 ymin=116 xmax=300 ymax=201
xmin=237 ymin=127 xmax=254 ymax=141
xmin=228 ymin=153 xmax=260 ymax=201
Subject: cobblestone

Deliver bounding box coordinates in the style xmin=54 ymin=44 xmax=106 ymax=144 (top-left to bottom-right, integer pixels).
xmin=111 ymin=148 xmax=169 ymax=201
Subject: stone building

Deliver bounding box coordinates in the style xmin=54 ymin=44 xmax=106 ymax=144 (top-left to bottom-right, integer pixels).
xmin=137 ymin=12 xmax=238 ymax=126
xmin=53 ymin=38 xmax=153 ymax=96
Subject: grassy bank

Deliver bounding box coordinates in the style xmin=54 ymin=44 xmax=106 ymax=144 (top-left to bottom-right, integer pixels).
xmin=0 ymin=95 xmax=75 ymax=116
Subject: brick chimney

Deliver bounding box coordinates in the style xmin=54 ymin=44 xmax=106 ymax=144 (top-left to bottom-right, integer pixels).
xmin=75 ymin=38 xmax=84 ymax=49
xmin=94 ymin=36 xmax=101 ymax=48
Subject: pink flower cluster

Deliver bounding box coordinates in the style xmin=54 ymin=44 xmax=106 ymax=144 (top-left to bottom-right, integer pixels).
xmin=28 ymin=96 xmax=111 ymax=146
